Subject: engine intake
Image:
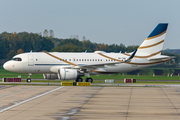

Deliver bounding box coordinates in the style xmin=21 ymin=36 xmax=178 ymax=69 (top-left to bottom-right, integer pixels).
xmin=43 ymin=74 xmax=58 ymax=80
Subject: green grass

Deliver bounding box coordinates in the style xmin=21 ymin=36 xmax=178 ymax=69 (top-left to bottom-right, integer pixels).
xmin=83 ymin=74 xmax=180 ymax=80
xmin=0 ymin=67 xmax=43 ymax=79
xmin=1 ymin=67 xmax=180 ymax=81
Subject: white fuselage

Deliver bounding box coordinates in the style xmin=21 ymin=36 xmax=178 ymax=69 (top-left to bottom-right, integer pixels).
xmin=2 ymin=23 xmax=171 ymax=82
xmin=3 ymin=51 xmax=159 ymax=75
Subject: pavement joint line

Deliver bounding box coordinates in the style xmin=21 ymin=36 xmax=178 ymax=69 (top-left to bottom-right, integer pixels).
xmin=161 ymin=87 xmax=180 ymax=115
xmin=0 ymin=86 xmax=65 ymax=114
xmin=5 ymin=86 xmax=71 ymax=120
xmin=125 ymin=87 xmax=133 ymax=120
xmin=0 ymin=86 xmax=36 ymax=100
xmin=68 ymin=87 xmax=103 ymax=119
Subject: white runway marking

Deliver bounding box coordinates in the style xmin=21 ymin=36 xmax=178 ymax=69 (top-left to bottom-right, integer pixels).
xmin=0 ymin=86 xmax=65 ymax=113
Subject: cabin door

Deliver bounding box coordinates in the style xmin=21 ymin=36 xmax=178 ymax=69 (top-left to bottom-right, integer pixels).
xmin=28 ymin=54 xmax=34 ymax=66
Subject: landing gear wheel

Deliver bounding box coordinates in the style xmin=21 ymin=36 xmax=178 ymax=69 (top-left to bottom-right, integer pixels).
xmin=27 ymin=78 xmax=31 ymax=83
xmin=85 ymin=78 xmax=93 ymax=83
xmin=75 ymin=77 xmax=83 ymax=82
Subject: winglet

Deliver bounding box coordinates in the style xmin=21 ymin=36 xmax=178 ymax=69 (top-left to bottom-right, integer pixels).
xmin=85 ymin=50 xmax=88 ymax=53
xmin=125 ymin=49 xmax=137 ymax=62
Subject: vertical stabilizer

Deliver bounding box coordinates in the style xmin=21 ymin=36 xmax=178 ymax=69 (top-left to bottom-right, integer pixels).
xmin=135 ymin=23 xmax=168 ymax=58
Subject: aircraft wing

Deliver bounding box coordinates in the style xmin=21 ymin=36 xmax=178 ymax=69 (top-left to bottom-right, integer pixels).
xmin=75 ymin=49 xmax=137 ymax=68
xmin=76 ymin=61 xmax=121 ymax=68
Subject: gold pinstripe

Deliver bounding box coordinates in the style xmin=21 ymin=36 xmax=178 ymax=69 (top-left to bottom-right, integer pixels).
xmin=145 ymin=31 xmax=166 ymax=40
xmin=126 ymin=58 xmax=171 ymax=65
xmin=138 ymin=40 xmax=164 ymax=49
xmin=46 ymin=51 xmax=168 ymax=71
xmin=92 ymin=59 xmax=171 ymax=73
xmin=97 ymin=53 xmax=123 ymax=62
xmin=123 ymin=50 xmax=162 ymax=58
xmin=45 ymin=52 xmax=78 ymax=66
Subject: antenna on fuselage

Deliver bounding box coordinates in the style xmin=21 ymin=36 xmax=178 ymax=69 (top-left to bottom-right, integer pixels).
xmin=30 ymin=50 xmax=33 ymax=53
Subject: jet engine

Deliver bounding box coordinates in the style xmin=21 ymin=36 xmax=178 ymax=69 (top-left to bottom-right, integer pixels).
xmin=43 ymin=74 xmax=58 ymax=80
xmin=58 ymin=68 xmax=81 ymax=80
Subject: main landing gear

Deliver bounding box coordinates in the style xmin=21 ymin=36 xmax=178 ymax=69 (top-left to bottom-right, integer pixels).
xmin=75 ymin=77 xmax=93 ymax=83
xmin=85 ymin=78 xmax=93 ymax=83
xmin=75 ymin=77 xmax=83 ymax=82
xmin=27 ymin=73 xmax=32 ymax=83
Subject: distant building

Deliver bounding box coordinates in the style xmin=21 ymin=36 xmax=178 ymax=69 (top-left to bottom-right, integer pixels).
xmin=43 ymin=29 xmax=48 ymax=37
xmin=49 ymin=30 xmax=54 ymax=38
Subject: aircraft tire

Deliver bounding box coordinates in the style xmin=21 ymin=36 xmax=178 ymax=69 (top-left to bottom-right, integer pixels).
xmin=75 ymin=77 xmax=83 ymax=82
xmin=85 ymin=78 xmax=93 ymax=83
xmin=27 ymin=78 xmax=31 ymax=83
xmin=91 ymin=78 xmax=93 ymax=83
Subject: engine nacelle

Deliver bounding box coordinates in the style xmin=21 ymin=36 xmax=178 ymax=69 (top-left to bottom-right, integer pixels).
xmin=58 ymin=68 xmax=78 ymax=80
xmin=43 ymin=74 xmax=58 ymax=80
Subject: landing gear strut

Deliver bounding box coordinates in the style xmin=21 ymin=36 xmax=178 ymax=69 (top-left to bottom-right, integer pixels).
xmin=27 ymin=73 xmax=32 ymax=83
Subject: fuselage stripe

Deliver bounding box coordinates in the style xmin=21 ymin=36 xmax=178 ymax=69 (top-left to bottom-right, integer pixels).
xmin=45 ymin=51 xmax=167 ymax=68
xmin=138 ymin=40 xmax=164 ymax=49
xmin=97 ymin=53 xmax=123 ymax=62
xmin=123 ymin=50 xmax=162 ymax=58
xmin=91 ymin=59 xmax=171 ymax=74
xmin=145 ymin=31 xmax=166 ymax=40
xmin=126 ymin=58 xmax=170 ymax=65
xmin=45 ymin=52 xmax=78 ymax=66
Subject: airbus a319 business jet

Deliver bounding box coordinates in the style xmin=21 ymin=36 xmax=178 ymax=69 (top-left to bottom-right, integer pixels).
xmin=3 ymin=23 xmax=172 ymax=83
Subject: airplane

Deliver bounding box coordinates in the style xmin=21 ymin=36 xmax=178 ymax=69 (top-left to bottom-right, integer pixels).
xmin=3 ymin=23 xmax=172 ymax=83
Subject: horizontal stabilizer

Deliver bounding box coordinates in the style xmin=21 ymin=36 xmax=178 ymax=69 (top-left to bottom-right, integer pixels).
xmin=147 ymin=55 xmax=174 ymax=61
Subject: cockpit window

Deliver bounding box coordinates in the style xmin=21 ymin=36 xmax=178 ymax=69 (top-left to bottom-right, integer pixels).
xmin=11 ymin=57 xmax=22 ymax=61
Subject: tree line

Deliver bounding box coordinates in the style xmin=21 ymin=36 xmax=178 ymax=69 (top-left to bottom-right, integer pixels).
xmin=0 ymin=32 xmax=139 ymax=60
xmin=0 ymin=32 xmax=54 ymax=60
xmin=0 ymin=31 xmax=179 ymax=67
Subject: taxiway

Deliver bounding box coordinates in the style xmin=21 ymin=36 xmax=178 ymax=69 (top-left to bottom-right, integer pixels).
xmin=0 ymin=85 xmax=180 ymax=120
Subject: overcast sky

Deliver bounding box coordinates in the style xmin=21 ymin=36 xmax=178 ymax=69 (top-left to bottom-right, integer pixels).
xmin=0 ymin=0 xmax=179 ymax=49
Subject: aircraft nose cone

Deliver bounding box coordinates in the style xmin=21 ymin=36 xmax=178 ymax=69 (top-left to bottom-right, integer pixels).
xmin=3 ymin=62 xmax=9 ymax=70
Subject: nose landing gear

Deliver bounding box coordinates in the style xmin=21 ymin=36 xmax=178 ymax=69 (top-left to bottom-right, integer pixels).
xmin=27 ymin=73 xmax=32 ymax=83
